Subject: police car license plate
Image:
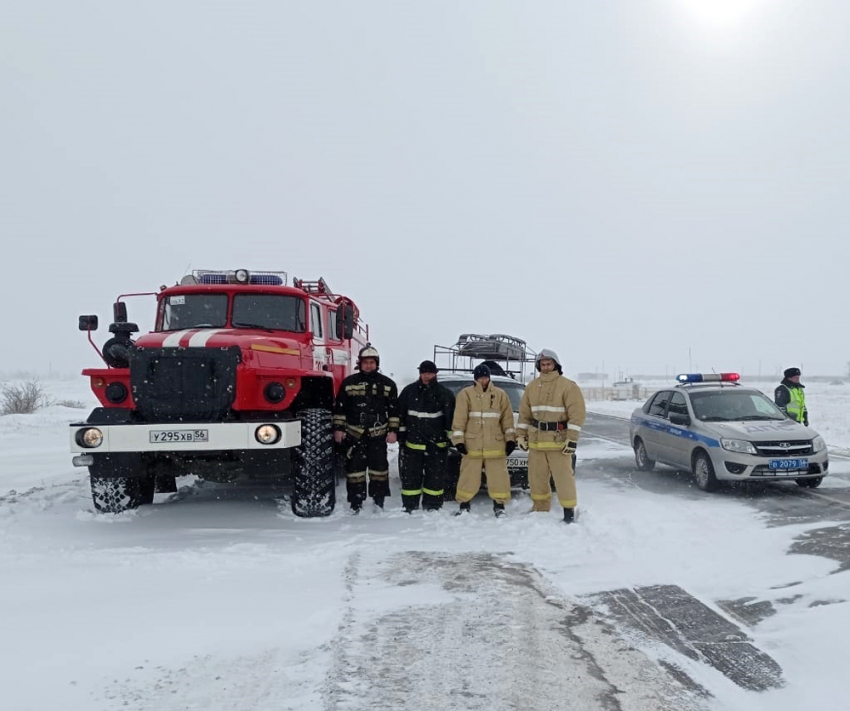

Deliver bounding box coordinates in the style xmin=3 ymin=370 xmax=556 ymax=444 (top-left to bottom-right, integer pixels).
xmin=507 ymin=457 xmax=526 ymax=468
xmin=149 ymin=429 xmax=209 ymax=444
xmin=769 ymin=458 xmax=808 ymax=471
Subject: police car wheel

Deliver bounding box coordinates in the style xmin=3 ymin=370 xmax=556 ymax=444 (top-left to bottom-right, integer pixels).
xmin=693 ymin=452 xmax=719 ymax=492
xmin=796 ymin=477 xmax=823 ymax=489
xmin=634 ymin=438 xmax=655 ymax=472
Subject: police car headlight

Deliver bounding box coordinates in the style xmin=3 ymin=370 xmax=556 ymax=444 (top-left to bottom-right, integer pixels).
xmin=812 ymin=436 xmax=826 ymax=453
xmin=721 ymin=438 xmax=757 ymax=455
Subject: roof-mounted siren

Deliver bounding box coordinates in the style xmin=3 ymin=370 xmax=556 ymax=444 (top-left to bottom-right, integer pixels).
xmin=676 ymin=372 xmax=740 ymax=384
xmin=191 ymin=269 xmax=287 ymax=286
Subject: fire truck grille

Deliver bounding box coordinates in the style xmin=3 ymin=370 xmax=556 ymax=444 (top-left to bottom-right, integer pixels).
xmin=130 ymin=346 xmax=240 ymax=423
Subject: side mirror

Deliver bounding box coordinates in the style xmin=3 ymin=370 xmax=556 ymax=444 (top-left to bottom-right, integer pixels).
xmin=669 ymin=412 xmax=690 ymax=426
xmin=113 ymin=301 xmax=128 ymax=323
xmin=79 ymin=315 xmax=98 ymax=331
xmin=336 ymin=305 xmax=355 ymax=340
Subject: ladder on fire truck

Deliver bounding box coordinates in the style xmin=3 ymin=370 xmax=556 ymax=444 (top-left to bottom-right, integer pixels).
xmin=293 ymin=277 xmax=332 ymax=295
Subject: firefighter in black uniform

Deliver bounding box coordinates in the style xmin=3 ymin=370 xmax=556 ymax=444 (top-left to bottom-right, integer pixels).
xmin=397 ymin=360 xmax=456 ymax=512
xmin=333 ymin=345 xmax=400 ymax=512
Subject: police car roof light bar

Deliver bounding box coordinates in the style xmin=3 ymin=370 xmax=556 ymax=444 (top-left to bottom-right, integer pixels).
xmin=676 ymin=372 xmax=740 ymax=384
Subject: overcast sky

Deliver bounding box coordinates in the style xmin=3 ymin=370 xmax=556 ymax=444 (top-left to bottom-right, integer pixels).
xmin=2 ymin=1 xmax=849 ymax=382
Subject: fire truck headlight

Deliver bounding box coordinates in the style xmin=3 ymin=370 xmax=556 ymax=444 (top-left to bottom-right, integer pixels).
xmin=77 ymin=428 xmax=104 ymax=448
xmin=264 ymin=382 xmax=286 ymax=403
xmin=255 ymin=424 xmax=281 ymax=445
xmin=105 ymin=382 xmax=128 ymax=404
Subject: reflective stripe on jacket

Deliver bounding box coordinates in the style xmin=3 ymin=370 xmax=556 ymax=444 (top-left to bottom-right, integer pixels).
xmin=450 ymin=382 xmax=516 ymax=458
xmin=517 ymin=371 xmax=586 ymax=451
xmin=333 ymin=370 xmax=400 ymax=435
xmin=398 ymin=379 xmax=456 ymax=447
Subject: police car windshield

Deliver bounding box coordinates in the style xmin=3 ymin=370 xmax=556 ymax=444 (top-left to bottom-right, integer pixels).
xmin=689 ymin=390 xmax=786 ymax=422
xmin=160 ymin=294 xmax=228 ymax=331
xmin=441 ymin=378 xmax=525 ymax=412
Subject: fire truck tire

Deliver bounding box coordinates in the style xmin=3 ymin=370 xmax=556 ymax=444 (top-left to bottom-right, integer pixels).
xmin=90 ymin=475 xmax=150 ymax=513
xmin=291 ymin=408 xmax=336 ymax=517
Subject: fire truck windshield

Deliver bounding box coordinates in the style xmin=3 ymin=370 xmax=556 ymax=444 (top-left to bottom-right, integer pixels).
xmin=161 ymin=294 xmax=228 ymax=331
xmin=232 ymin=294 xmax=307 ymax=332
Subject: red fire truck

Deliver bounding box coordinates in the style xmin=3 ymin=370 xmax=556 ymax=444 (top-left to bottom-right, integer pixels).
xmin=70 ymin=269 xmax=369 ymax=516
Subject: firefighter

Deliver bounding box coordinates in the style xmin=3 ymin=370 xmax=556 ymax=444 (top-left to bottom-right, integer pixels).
xmin=397 ymin=360 xmax=456 ymax=512
xmin=516 ymin=349 xmax=586 ymax=523
xmin=775 ymin=367 xmax=809 ymax=426
xmin=333 ymin=345 xmax=400 ymax=512
xmin=451 ymin=363 xmax=517 ymax=517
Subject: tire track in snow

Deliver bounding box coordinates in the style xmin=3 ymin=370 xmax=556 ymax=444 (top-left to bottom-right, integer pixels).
xmin=321 ymin=551 xmax=707 ymax=711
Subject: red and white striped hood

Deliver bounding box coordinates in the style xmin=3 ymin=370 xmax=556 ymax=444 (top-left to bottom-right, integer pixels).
xmin=136 ymin=329 xmax=302 ymax=354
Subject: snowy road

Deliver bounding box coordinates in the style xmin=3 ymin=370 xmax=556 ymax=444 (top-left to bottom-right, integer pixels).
xmin=3 ymin=406 xmax=850 ymax=710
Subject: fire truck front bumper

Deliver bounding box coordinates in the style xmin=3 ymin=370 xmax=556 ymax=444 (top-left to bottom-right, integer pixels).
xmin=70 ymin=421 xmax=302 ymax=458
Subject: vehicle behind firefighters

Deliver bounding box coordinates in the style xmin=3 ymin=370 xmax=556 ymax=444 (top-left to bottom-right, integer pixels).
xmin=70 ymin=269 xmax=368 ymax=516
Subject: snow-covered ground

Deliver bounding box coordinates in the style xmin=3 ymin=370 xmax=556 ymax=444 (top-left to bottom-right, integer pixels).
xmin=2 ymin=378 xmax=850 ymax=710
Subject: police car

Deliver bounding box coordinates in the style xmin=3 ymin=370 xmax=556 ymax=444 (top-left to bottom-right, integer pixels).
xmin=438 ymin=372 xmax=529 ymax=498
xmin=629 ymin=373 xmax=829 ymax=491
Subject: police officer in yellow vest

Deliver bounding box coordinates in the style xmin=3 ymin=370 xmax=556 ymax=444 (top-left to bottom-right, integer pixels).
xmin=516 ymin=349 xmax=586 ymax=523
xmin=775 ymin=367 xmax=809 ymax=426
xmin=451 ymin=363 xmax=517 ymax=517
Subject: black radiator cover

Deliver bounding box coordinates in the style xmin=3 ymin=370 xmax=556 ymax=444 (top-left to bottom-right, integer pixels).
xmin=130 ymin=346 xmax=241 ymax=423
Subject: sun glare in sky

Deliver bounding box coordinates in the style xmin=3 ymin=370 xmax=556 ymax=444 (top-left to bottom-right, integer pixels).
xmin=678 ymin=0 xmax=770 ymax=28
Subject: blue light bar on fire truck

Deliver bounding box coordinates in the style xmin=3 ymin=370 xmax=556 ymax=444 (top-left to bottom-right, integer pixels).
xmin=676 ymin=373 xmax=740 ymax=384
xmin=193 ymin=270 xmax=287 ymax=286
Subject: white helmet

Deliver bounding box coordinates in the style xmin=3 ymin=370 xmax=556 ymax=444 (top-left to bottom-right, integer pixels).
xmin=358 ymin=345 xmax=380 ymax=368
xmin=535 ymin=348 xmax=562 ymax=373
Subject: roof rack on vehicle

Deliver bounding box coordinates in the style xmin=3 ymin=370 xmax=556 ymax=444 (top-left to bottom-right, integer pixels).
xmin=433 ymin=333 xmax=537 ymax=380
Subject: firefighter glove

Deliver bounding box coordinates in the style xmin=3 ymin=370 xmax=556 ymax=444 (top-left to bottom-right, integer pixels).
xmin=516 ymin=435 xmax=528 ymax=451
xmin=505 ymin=441 xmax=517 ymax=456
xmin=455 ymin=443 xmax=468 ymax=455
xmin=562 ymin=440 xmax=577 ymax=455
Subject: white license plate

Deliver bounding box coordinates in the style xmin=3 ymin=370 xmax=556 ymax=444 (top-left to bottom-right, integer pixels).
xmin=507 ymin=457 xmax=527 ymax=468
xmin=149 ymin=429 xmax=209 ymax=444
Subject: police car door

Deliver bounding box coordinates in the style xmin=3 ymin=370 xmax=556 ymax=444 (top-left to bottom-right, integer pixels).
xmin=664 ymin=391 xmax=692 ymax=468
xmin=643 ymin=391 xmax=673 ymax=462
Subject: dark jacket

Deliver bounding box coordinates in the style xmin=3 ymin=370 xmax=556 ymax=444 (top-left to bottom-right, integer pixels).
xmin=398 ymin=378 xmax=456 ymax=446
xmin=774 ymin=378 xmax=808 ymax=426
xmin=333 ymin=370 xmax=400 ymax=436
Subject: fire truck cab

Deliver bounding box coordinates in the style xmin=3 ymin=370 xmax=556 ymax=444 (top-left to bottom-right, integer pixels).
xmin=70 ymin=269 xmax=368 ymax=516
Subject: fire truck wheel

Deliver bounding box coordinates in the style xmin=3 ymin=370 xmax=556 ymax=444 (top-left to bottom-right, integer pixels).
xmin=90 ymin=475 xmax=149 ymax=513
xmin=291 ymin=408 xmax=336 ymax=517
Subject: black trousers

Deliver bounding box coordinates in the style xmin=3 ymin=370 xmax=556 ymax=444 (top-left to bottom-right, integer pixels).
xmin=399 ymin=443 xmax=448 ymax=510
xmin=345 ymin=435 xmax=390 ymax=506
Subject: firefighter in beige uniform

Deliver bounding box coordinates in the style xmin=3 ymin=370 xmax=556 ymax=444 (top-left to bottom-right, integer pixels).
xmin=516 ymin=349 xmax=586 ymax=523
xmin=451 ymin=363 xmax=517 ymax=517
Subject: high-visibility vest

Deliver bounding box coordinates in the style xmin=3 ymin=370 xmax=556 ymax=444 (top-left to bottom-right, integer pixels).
xmin=786 ymin=386 xmax=806 ymax=422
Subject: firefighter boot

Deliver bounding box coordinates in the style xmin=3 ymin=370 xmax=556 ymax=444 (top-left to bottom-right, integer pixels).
xmin=494 ymin=502 xmax=506 ymax=518
xmin=455 ymin=501 xmax=471 ymax=516
xmin=347 ymin=480 xmax=367 ymax=513
xmin=563 ymin=508 xmax=575 ymax=524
